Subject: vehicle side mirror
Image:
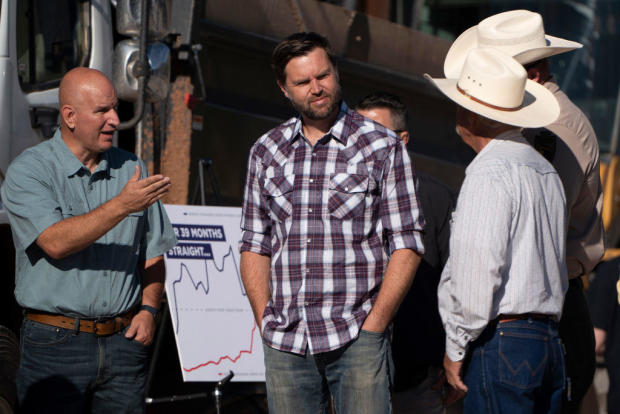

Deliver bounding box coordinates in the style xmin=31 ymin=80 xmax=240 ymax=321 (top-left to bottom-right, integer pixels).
xmin=113 ymin=40 xmax=171 ymax=103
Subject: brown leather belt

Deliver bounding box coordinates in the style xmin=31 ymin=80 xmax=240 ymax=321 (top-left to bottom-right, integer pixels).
xmin=497 ymin=313 xmax=553 ymax=324
xmin=25 ymin=309 xmax=137 ymax=336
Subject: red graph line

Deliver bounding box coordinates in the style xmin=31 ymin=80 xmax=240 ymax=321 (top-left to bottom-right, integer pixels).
xmin=183 ymin=322 xmax=258 ymax=372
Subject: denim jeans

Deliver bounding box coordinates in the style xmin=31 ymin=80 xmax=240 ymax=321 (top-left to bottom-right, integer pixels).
xmin=463 ymin=318 xmax=565 ymax=414
xmin=263 ymin=329 xmax=393 ymax=414
xmin=17 ymin=319 xmax=150 ymax=414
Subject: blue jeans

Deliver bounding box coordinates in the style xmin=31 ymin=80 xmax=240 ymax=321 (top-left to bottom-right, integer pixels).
xmin=263 ymin=329 xmax=393 ymax=414
xmin=17 ymin=319 xmax=150 ymax=414
xmin=463 ymin=318 xmax=565 ymax=414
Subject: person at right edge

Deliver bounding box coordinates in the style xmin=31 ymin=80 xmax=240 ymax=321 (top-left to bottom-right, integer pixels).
xmin=443 ymin=9 xmax=604 ymax=412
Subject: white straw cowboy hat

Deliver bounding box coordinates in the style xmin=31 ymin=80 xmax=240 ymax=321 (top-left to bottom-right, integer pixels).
xmin=426 ymin=48 xmax=559 ymax=128
xmin=444 ymin=9 xmax=582 ymax=78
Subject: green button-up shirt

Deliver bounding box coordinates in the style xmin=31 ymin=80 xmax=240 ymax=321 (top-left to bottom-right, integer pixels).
xmin=0 ymin=129 xmax=177 ymax=317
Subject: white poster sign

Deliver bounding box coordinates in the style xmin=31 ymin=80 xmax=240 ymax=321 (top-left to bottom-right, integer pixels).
xmin=163 ymin=205 xmax=265 ymax=382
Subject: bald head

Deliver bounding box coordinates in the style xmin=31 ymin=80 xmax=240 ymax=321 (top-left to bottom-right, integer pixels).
xmin=59 ymin=67 xmax=114 ymax=109
xmin=58 ymin=67 xmax=119 ymax=159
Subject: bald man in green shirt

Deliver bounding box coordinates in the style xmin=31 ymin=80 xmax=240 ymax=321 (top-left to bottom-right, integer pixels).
xmin=1 ymin=68 xmax=177 ymax=413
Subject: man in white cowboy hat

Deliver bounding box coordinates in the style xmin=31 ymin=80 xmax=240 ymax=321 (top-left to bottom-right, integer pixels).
xmin=427 ymin=47 xmax=568 ymax=412
xmin=444 ymin=11 xmax=603 ymax=410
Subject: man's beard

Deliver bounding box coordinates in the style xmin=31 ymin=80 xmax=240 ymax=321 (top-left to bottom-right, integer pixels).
xmin=292 ymin=86 xmax=342 ymax=121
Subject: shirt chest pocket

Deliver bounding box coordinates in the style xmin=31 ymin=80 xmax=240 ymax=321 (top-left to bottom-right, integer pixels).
xmin=328 ymin=173 xmax=369 ymax=220
xmin=116 ymin=210 xmax=145 ymax=247
xmin=263 ymin=174 xmax=295 ymax=222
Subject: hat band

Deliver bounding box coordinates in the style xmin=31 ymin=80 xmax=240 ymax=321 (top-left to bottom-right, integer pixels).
xmin=457 ymin=85 xmax=520 ymax=112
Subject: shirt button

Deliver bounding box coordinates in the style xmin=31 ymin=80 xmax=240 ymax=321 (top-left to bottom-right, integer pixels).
xmin=344 ymin=187 xmax=349 ymax=191
xmin=308 ymin=208 xmax=313 ymax=213
xmin=307 ymin=239 xmax=311 ymax=243
xmin=309 ymin=178 xmax=314 ymax=183
xmin=312 ymin=153 xmax=316 ymax=157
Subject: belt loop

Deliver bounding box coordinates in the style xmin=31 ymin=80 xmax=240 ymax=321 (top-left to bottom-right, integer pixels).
xmin=72 ymin=317 xmax=80 ymax=336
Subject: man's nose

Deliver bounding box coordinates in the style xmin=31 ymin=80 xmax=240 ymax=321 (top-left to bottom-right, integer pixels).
xmin=310 ymin=79 xmax=322 ymax=94
xmin=108 ymin=109 xmax=120 ymax=128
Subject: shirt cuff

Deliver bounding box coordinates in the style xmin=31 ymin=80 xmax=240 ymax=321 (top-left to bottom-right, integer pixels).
xmin=387 ymin=230 xmax=425 ymax=256
xmin=146 ymin=234 xmax=179 ymax=260
xmin=445 ymin=336 xmax=467 ymax=362
xmin=239 ymin=238 xmax=271 ymax=256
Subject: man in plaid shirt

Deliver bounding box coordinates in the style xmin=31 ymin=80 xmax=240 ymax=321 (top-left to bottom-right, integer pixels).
xmin=240 ymin=32 xmax=425 ymax=413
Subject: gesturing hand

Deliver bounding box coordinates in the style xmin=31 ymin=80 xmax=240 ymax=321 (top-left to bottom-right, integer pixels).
xmin=116 ymin=165 xmax=171 ymax=214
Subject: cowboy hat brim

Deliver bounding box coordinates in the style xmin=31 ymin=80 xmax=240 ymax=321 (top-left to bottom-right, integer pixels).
xmin=443 ymin=25 xmax=583 ymax=78
xmin=424 ymin=74 xmax=560 ymax=128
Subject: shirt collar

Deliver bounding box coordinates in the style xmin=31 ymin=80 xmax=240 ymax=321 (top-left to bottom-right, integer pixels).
xmin=52 ymin=129 xmax=110 ymax=177
xmin=543 ymin=79 xmax=560 ymax=94
xmin=94 ymin=153 xmax=110 ymax=176
xmin=494 ymin=128 xmax=527 ymax=144
xmin=467 ymin=129 xmax=525 ymax=171
xmin=291 ymin=101 xmax=351 ymax=145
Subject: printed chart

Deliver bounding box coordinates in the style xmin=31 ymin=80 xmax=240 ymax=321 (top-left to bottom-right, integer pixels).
xmin=163 ymin=205 xmax=265 ymax=382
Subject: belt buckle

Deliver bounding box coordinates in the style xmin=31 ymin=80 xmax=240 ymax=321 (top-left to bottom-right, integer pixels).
xmin=93 ymin=317 xmax=106 ymax=337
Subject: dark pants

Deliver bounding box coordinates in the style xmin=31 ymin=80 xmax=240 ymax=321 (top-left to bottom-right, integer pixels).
xmin=463 ymin=318 xmax=565 ymax=414
xmin=559 ymin=277 xmax=596 ymax=413
xmin=17 ymin=319 xmax=150 ymax=414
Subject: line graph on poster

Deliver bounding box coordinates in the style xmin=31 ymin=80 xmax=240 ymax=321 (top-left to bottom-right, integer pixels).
xmin=170 ymin=247 xmax=246 ymax=333
xmin=163 ymin=205 xmax=265 ymax=382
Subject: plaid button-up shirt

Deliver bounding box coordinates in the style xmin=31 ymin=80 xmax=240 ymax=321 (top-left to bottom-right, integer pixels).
xmin=240 ymin=102 xmax=425 ymax=355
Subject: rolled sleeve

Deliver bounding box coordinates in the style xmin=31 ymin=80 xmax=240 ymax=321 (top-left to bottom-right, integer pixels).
xmin=240 ymin=148 xmax=272 ymax=255
xmin=1 ymin=156 xmax=63 ymax=250
xmin=379 ymin=142 xmax=425 ymax=255
xmin=387 ymin=230 xmax=425 ymax=254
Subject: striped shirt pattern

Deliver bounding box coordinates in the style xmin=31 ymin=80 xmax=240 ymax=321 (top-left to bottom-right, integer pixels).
xmin=240 ymin=102 xmax=425 ymax=355
xmin=438 ymin=130 xmax=568 ymax=361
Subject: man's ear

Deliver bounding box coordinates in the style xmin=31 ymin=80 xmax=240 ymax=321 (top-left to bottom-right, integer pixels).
xmin=61 ymin=104 xmax=76 ymax=130
xmin=399 ymin=130 xmax=410 ymax=145
xmin=277 ymin=80 xmax=290 ymax=100
xmin=527 ymin=66 xmax=541 ymax=82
